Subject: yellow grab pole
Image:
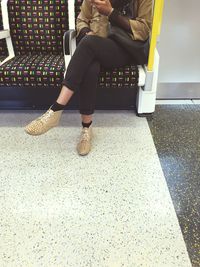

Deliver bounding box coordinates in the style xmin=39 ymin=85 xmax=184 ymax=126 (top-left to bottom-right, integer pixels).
xmin=157 ymin=0 xmax=164 ymax=37
xmin=147 ymin=0 xmax=165 ymax=71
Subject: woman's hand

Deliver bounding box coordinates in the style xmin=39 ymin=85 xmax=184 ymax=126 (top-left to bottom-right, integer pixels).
xmin=91 ymin=0 xmax=113 ymax=16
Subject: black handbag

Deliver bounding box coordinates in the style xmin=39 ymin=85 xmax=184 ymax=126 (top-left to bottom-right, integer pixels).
xmin=108 ymin=1 xmax=150 ymax=65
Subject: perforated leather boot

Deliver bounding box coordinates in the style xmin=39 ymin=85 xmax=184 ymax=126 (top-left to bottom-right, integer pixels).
xmin=24 ymin=108 xmax=63 ymax=136
xmin=76 ymin=125 xmax=93 ymax=156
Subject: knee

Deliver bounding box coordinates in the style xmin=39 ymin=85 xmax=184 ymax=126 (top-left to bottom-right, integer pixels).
xmin=78 ymin=35 xmax=101 ymax=48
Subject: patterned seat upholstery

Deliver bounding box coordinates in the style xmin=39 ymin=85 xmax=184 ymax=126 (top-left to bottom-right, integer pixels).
xmin=0 ymin=0 xmax=68 ymax=87
xmin=1 ymin=54 xmax=64 ymax=87
xmin=0 ymin=0 xmax=138 ymax=110
xmin=75 ymin=0 xmax=139 ymax=88
xmin=0 ymin=0 xmax=138 ymax=88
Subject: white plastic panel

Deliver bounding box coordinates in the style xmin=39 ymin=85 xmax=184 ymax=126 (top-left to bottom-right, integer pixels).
xmin=0 ymin=29 xmax=10 ymax=39
xmin=158 ymin=0 xmax=200 ymax=83
xmin=138 ymin=65 xmax=146 ymax=87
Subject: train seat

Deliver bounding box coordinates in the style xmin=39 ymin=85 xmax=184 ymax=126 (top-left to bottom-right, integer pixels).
xmin=0 ymin=0 xmax=163 ymax=115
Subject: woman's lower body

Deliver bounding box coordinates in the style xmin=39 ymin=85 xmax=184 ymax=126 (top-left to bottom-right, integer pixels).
xmin=24 ymin=35 xmax=133 ymax=155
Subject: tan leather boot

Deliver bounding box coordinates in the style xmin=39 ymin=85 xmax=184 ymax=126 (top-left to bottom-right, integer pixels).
xmin=25 ymin=108 xmax=63 ymax=136
xmin=76 ymin=126 xmax=93 ymax=156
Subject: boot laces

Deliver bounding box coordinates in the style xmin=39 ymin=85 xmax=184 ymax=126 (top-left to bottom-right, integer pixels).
xmin=81 ymin=128 xmax=90 ymax=141
xmin=39 ymin=109 xmax=54 ymax=123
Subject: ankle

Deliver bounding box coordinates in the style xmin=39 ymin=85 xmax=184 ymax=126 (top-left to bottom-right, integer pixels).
xmin=50 ymin=101 xmax=65 ymax=111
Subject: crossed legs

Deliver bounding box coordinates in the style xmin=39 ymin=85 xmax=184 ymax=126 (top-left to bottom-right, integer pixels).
xmin=56 ymin=60 xmax=100 ymax=123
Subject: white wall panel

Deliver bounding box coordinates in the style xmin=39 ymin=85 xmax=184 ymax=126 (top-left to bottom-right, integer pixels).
xmin=158 ymin=0 xmax=200 ymax=83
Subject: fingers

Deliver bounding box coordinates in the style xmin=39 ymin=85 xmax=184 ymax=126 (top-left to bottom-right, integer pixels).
xmin=86 ymin=31 xmax=95 ymax=35
xmin=92 ymin=0 xmax=106 ymax=5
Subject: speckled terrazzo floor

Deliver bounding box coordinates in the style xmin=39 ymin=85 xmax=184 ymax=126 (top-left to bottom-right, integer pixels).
xmin=147 ymin=105 xmax=200 ymax=267
xmin=0 ymin=110 xmax=191 ymax=267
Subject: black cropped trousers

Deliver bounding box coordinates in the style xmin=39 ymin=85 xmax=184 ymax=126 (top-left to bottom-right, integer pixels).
xmin=61 ymin=35 xmax=132 ymax=115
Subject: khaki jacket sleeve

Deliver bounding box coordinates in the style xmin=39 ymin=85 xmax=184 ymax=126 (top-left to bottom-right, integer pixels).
xmin=129 ymin=0 xmax=153 ymax=41
xmin=76 ymin=0 xmax=92 ymax=37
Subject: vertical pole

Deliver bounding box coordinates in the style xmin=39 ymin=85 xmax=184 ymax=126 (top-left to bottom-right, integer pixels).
xmin=68 ymin=0 xmax=75 ymax=29
xmin=157 ymin=0 xmax=164 ymax=37
xmin=147 ymin=0 xmax=164 ymax=71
